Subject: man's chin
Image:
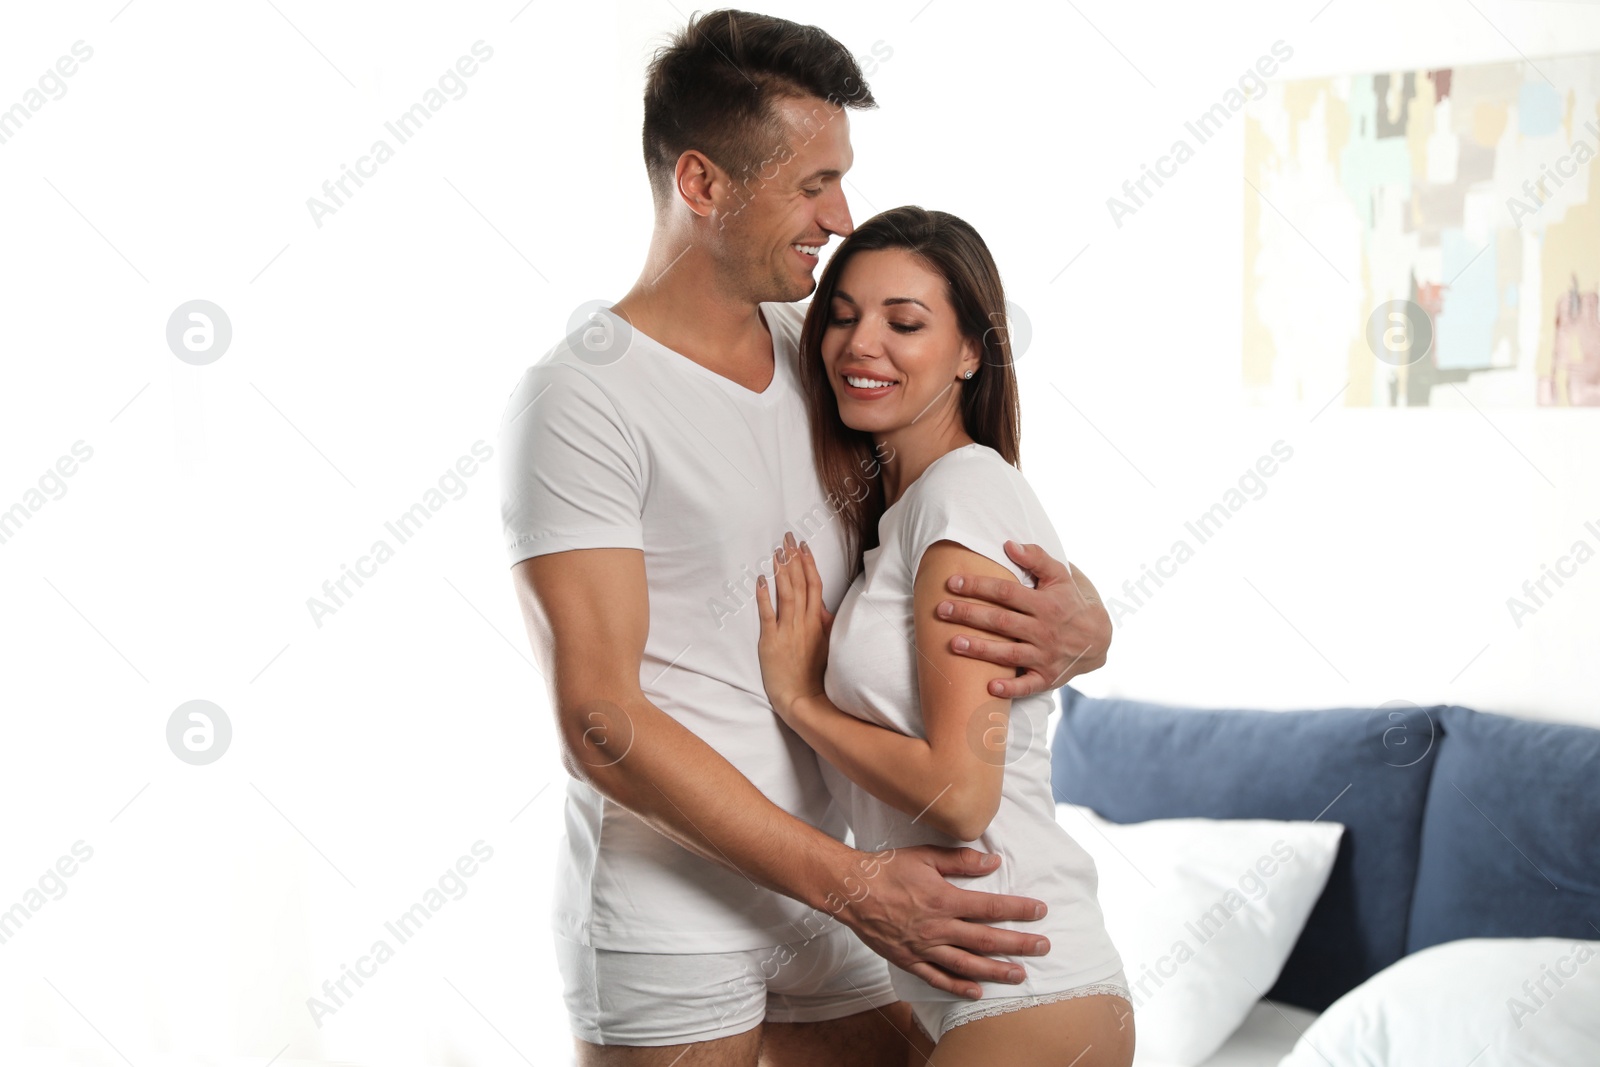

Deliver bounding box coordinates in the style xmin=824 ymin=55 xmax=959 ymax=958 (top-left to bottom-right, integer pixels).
xmin=745 ymin=266 xmax=816 ymax=306
xmin=780 ymin=270 xmax=818 ymax=302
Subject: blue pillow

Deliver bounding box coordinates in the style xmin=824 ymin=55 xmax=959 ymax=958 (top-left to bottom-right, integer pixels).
xmin=1050 ymin=688 xmax=1442 ymax=1012
xmin=1406 ymin=706 xmax=1600 ymax=952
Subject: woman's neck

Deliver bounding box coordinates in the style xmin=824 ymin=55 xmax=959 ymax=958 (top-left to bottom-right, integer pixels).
xmin=876 ymin=424 xmax=976 ymax=509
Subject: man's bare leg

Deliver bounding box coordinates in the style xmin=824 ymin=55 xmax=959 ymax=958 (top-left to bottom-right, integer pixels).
xmin=759 ymin=1001 xmax=929 ymax=1067
xmin=576 ymin=1025 xmax=763 ymax=1067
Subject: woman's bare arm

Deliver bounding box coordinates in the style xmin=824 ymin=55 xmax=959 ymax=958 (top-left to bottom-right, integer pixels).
xmin=761 ymin=538 xmax=1017 ymax=842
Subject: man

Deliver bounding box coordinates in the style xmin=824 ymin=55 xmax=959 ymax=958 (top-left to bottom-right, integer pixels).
xmin=498 ymin=10 xmax=1113 ymax=1065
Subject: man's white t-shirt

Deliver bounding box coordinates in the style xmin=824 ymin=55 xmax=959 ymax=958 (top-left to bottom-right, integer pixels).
xmin=821 ymin=443 xmax=1125 ymax=1002
xmin=498 ymin=301 xmax=858 ymax=952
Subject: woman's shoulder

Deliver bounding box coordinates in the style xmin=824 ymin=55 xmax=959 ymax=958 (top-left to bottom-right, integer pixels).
xmin=896 ymin=443 xmax=1056 ymax=570
xmin=902 ymin=441 xmax=1049 ymax=537
xmin=905 ymin=442 xmax=1034 ymax=504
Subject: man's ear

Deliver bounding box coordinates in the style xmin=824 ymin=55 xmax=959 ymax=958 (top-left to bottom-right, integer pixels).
xmin=674 ymin=150 xmax=723 ymax=219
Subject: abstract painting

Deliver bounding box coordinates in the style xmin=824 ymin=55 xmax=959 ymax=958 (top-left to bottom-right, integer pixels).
xmin=1243 ymin=54 xmax=1600 ymax=407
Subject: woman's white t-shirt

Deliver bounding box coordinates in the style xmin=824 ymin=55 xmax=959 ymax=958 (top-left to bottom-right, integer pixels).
xmin=821 ymin=442 xmax=1124 ymax=1004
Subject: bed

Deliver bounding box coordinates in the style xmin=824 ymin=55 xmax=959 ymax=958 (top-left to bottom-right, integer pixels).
xmin=1050 ymin=689 xmax=1600 ymax=1066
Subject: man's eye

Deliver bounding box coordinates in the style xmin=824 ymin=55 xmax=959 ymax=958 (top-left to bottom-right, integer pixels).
xmin=803 ymin=186 xmax=823 ymax=197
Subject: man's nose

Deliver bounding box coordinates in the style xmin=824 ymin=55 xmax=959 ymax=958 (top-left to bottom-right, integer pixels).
xmin=820 ymin=185 xmax=853 ymax=238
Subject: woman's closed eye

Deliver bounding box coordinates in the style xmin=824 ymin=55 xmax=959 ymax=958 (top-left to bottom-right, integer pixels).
xmin=827 ymin=315 xmax=923 ymax=333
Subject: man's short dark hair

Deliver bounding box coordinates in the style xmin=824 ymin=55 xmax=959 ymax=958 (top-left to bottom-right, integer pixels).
xmin=641 ymin=9 xmax=877 ymax=209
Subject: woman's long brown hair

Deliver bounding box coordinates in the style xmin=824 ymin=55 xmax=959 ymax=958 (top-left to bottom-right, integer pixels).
xmin=797 ymin=205 xmax=1022 ymax=581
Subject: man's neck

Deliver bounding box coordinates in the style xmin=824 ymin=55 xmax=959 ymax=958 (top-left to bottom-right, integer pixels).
xmin=611 ymin=237 xmax=776 ymax=373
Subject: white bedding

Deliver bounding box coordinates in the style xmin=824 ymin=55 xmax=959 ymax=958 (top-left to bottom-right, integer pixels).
xmin=1058 ymin=803 xmax=1342 ymax=1066
xmin=1139 ymin=999 xmax=1320 ymax=1067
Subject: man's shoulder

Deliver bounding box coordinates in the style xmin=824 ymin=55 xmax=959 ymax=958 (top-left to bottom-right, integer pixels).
xmin=500 ymin=338 xmax=629 ymax=435
xmin=507 ymin=309 xmax=653 ymax=404
xmin=532 ymin=308 xmax=641 ymax=376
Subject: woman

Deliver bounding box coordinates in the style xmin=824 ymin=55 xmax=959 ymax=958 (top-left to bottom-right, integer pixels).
xmin=754 ymin=206 xmax=1134 ymax=1065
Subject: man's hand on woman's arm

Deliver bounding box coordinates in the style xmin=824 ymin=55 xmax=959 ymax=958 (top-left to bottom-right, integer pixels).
xmin=513 ymin=546 xmax=1050 ymax=999
xmin=937 ymin=540 xmax=1111 ymax=699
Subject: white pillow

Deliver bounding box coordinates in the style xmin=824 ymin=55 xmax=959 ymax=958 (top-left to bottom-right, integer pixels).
xmin=1278 ymin=937 xmax=1600 ymax=1066
xmin=1054 ymin=803 xmax=1343 ymax=1067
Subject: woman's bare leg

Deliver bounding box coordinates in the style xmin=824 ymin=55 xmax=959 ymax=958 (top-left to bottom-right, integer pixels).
xmin=925 ymin=993 xmax=1134 ymax=1067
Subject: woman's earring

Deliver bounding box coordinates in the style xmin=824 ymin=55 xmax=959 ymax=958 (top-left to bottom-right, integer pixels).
xmin=962 ymin=369 xmax=974 ymax=380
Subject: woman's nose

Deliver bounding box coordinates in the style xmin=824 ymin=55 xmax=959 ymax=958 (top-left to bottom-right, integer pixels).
xmin=847 ymin=324 xmax=885 ymax=358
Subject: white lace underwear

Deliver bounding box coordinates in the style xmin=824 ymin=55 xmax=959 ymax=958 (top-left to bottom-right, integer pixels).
xmin=910 ymin=967 xmax=1132 ymax=1043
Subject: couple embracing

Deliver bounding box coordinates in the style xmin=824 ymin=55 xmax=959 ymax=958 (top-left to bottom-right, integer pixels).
xmin=500 ymin=9 xmax=1134 ymax=1065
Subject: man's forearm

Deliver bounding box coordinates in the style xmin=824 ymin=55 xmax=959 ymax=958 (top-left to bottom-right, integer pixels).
xmin=561 ymin=691 xmax=859 ymax=913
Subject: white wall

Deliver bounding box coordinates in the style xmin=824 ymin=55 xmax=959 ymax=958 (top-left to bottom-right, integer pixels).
xmin=1 ymin=1 xmax=1596 ymax=1064
xmin=611 ymin=0 xmax=1600 ymax=728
